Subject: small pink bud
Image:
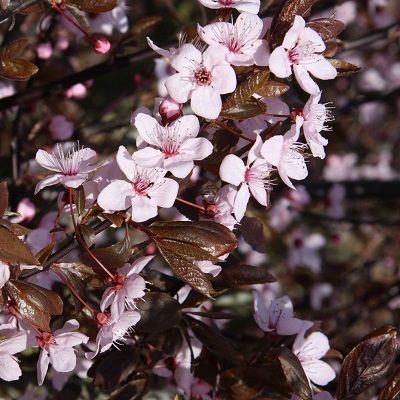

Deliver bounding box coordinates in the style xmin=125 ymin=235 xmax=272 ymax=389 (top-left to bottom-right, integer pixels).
xmin=36 ymin=43 xmax=53 ymax=60
xmin=64 ymin=83 xmax=88 ymax=99
xmin=159 ymin=96 xmax=183 ymax=126
xmin=91 ymin=36 xmax=111 ymax=54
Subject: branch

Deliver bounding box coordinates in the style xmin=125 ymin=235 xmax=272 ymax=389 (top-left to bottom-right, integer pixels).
xmin=0 ymin=0 xmax=39 ymax=23
xmin=0 ymin=48 xmax=157 ymax=111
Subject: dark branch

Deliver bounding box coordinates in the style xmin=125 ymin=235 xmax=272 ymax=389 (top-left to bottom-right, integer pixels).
xmin=0 ymin=0 xmax=39 ymax=23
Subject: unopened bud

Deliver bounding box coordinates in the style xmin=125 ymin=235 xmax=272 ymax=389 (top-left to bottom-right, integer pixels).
xmin=91 ymin=36 xmax=111 ymax=54
xmin=159 ymin=96 xmax=183 ymax=126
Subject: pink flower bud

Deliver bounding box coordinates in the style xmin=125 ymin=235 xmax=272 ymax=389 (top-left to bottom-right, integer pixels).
xmin=159 ymin=96 xmax=183 ymax=126
xmin=36 ymin=43 xmax=53 ymax=60
xmin=91 ymin=36 xmax=111 ymax=54
xmin=16 ymin=198 xmax=35 ymax=222
xmin=64 ymin=83 xmax=88 ymax=99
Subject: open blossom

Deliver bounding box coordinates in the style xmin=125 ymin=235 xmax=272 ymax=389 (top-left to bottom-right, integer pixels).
xmin=198 ymin=13 xmax=269 ymax=66
xmin=197 ymin=185 xmax=238 ymax=230
xmin=296 ymin=91 xmax=334 ymax=159
xmin=34 ymin=144 xmax=99 ymax=194
xmin=197 ymin=0 xmax=260 ymax=14
xmin=292 ymin=325 xmax=336 ymax=386
xmin=132 ymin=114 xmax=213 ymax=178
xmin=0 ymin=326 xmax=27 ymax=381
xmin=253 ymin=293 xmax=306 ymax=335
xmin=269 ymin=16 xmax=337 ymax=94
xmin=86 ymin=310 xmax=141 ymax=359
xmin=220 ymin=136 xmax=272 ymax=221
xmin=97 ymin=146 xmax=179 ymax=222
xmin=165 ymin=44 xmax=236 ymax=119
xmin=37 ymin=319 xmax=89 ymax=385
xmin=261 ymin=126 xmax=308 ymax=190
xmin=100 ymin=256 xmax=152 ymax=318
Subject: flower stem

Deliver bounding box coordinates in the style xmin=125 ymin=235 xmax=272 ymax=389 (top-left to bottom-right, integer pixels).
xmin=176 ymin=197 xmax=205 ymax=212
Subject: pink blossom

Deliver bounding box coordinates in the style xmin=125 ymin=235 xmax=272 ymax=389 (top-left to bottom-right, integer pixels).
xmin=165 ymin=44 xmax=237 ymax=119
xmin=0 ymin=325 xmax=27 ymax=381
xmin=197 ymin=185 xmax=238 ymax=230
xmin=86 ymin=311 xmax=141 ymax=359
xmin=48 ymin=115 xmax=74 ymax=141
xmin=91 ymin=35 xmax=111 ymax=54
xmin=292 ymin=326 xmax=336 ymax=386
xmin=220 ymin=136 xmax=272 ymax=220
xmin=10 ymin=198 xmax=35 ymax=224
xmin=36 ymin=43 xmax=53 ymax=60
xmin=64 ymin=83 xmax=88 ymax=99
xmin=100 ymin=256 xmax=152 ymax=318
xmin=261 ymin=126 xmax=308 ymax=190
xmin=296 ymin=91 xmax=334 ymax=159
xmin=198 ymin=13 xmax=269 ymax=66
xmin=34 ymin=144 xmax=99 ymax=194
xmin=132 ymin=114 xmax=213 ymax=178
xmin=287 ymin=231 xmax=325 ymax=273
xmin=197 ymin=0 xmax=260 ymax=14
xmin=0 ymin=262 xmax=10 ymax=289
xmin=269 ymin=16 xmax=337 ymax=94
xmin=97 ymin=146 xmax=179 ymax=222
xmin=36 ymin=319 xmax=89 ymax=385
xmin=253 ymin=292 xmax=306 ymax=335
xmin=159 ymin=96 xmax=183 ymax=125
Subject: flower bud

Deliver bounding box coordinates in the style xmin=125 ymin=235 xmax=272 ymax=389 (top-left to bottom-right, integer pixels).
xmin=91 ymin=36 xmax=111 ymax=54
xmin=159 ymin=96 xmax=183 ymax=126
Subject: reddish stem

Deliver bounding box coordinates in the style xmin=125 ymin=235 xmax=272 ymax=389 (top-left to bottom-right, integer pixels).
xmin=176 ymin=197 xmax=205 ymax=212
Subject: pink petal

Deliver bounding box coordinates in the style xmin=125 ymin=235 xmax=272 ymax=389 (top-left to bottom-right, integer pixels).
xmin=211 ymin=64 xmax=237 ymax=94
xmin=133 ymin=113 xmax=162 ymax=147
xmin=164 ymin=158 xmax=194 ymax=178
xmin=306 ymin=57 xmax=338 ymax=80
xmin=0 ymin=354 xmax=22 ymax=381
xmin=36 ymin=150 xmax=62 ymax=172
xmin=301 ymin=358 xmax=335 ymax=386
xmin=132 ymin=147 xmax=164 ymax=168
xmin=220 ymin=154 xmax=246 ymax=186
xmin=165 ymin=73 xmax=193 ymax=104
xmin=298 ymin=27 xmax=325 ymax=52
xmin=170 ymin=43 xmax=202 ymax=72
xmin=197 ymin=22 xmax=227 ymax=47
xmin=130 ymin=196 xmax=158 ymax=222
xmin=233 ymin=184 xmax=250 ymax=221
xmin=252 ymin=39 xmax=270 ymax=66
xmin=173 ymin=114 xmax=200 ymax=138
xmin=191 ymin=86 xmax=222 ymax=119
xmin=148 ymin=177 xmax=179 ymax=208
xmin=269 ymin=46 xmax=292 ymax=78
xmin=282 ymin=15 xmax=306 ymax=49
xmin=293 ymin=64 xmax=320 ymax=94
xmin=180 ymin=137 xmax=213 ymax=160
xmin=276 ymin=317 xmax=305 ymax=336
xmin=0 ymin=263 xmax=10 ymax=289
xmin=97 ymin=180 xmax=133 ymax=213
xmin=37 ymin=349 xmax=50 ymax=385
xmin=124 ymin=275 xmax=146 ymax=299
xmin=49 ymin=345 xmax=77 ymax=372
xmin=116 ymin=146 xmax=137 ymax=181
xmin=261 ymin=135 xmax=283 ymax=167
xmin=59 ymin=175 xmax=87 ymax=189
xmin=34 ymin=174 xmax=63 ymax=194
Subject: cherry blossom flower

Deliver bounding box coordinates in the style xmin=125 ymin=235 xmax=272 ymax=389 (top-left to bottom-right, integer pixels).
xmin=292 ymin=326 xmax=336 ymax=386
xmin=37 ymin=319 xmax=89 ymax=385
xmin=100 ymin=256 xmax=152 ymax=318
xmin=253 ymin=293 xmax=306 ymax=335
xmin=0 ymin=325 xmax=27 ymax=381
xmin=34 ymin=144 xmax=99 ymax=194
xmin=197 ymin=0 xmax=260 ymax=14
xmin=0 ymin=262 xmax=10 ymax=289
xmin=261 ymin=126 xmax=308 ymax=190
xmin=296 ymin=91 xmax=334 ymax=159
xmin=86 ymin=310 xmax=141 ymax=359
xmin=197 ymin=13 xmax=269 ymax=66
xmin=220 ymin=136 xmax=272 ymax=220
xmin=132 ymin=114 xmax=213 ymax=178
xmin=287 ymin=231 xmax=325 ymax=273
xmin=197 ymin=185 xmax=238 ymax=230
xmin=97 ymin=146 xmax=179 ymax=222
xmin=269 ymin=16 xmax=337 ymax=94
xmin=165 ymin=44 xmax=237 ymax=119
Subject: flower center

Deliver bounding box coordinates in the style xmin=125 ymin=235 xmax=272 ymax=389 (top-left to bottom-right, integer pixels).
xmin=96 ymin=312 xmax=109 ymax=327
xmin=218 ymin=0 xmax=233 ymax=6
xmin=111 ymin=273 xmax=125 ymax=292
xmin=37 ymin=331 xmax=56 ymax=349
xmin=194 ymin=67 xmax=212 ymax=86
